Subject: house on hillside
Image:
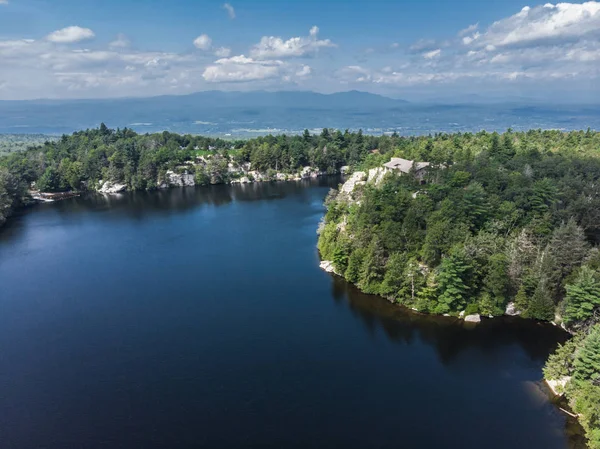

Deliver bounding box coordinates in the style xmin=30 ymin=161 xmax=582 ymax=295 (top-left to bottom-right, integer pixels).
xmin=383 ymin=157 xmax=430 ymax=183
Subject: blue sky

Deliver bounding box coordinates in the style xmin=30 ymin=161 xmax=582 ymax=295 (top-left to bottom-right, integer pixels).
xmin=0 ymin=0 xmax=599 ymax=100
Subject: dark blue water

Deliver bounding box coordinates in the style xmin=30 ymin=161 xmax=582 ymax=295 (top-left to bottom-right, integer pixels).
xmin=0 ymin=179 xmax=579 ymax=449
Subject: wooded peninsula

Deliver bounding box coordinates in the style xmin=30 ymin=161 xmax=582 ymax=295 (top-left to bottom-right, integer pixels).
xmin=1 ymin=126 xmax=599 ymax=447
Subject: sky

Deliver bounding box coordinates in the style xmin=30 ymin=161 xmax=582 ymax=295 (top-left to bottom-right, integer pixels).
xmin=0 ymin=0 xmax=599 ymax=101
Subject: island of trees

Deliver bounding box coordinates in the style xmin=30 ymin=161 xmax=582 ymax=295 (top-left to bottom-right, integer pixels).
xmin=1 ymin=126 xmax=599 ymax=447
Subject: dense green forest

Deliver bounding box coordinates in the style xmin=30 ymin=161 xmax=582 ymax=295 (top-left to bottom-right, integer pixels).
xmin=0 ymin=124 xmax=379 ymax=226
xmin=2 ymin=126 xmax=600 ymax=446
xmin=317 ymin=128 xmax=600 ymax=448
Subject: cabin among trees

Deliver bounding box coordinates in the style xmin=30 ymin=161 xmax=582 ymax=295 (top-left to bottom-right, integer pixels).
xmin=383 ymin=157 xmax=430 ymax=183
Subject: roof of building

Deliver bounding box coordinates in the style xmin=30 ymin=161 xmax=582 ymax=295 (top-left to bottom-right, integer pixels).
xmin=383 ymin=157 xmax=430 ymax=173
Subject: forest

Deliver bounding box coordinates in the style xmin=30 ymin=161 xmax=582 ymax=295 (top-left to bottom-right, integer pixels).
xmin=0 ymin=124 xmax=379 ymax=226
xmin=1 ymin=126 xmax=599 ymax=447
xmin=317 ymin=128 xmax=600 ymax=448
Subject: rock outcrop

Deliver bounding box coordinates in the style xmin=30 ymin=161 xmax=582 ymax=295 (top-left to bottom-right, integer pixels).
xmin=98 ymin=181 xmax=127 ymax=194
xmin=546 ymin=376 xmax=571 ymax=396
xmin=464 ymin=314 xmax=481 ymax=323
xmin=340 ymin=171 xmax=366 ymax=195
xmin=320 ymin=260 xmax=340 ymax=276
xmin=166 ymin=170 xmax=195 ymax=187
xmin=368 ymin=167 xmax=386 ymax=185
xmin=505 ymin=302 xmax=521 ymax=316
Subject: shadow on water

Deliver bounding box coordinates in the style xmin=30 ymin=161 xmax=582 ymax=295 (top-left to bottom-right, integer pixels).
xmin=330 ymin=276 xmax=568 ymax=364
xmin=329 ymin=275 xmax=588 ymax=449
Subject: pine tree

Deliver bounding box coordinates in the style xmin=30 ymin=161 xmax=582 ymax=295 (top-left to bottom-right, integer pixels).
xmin=514 ymin=284 xmax=529 ymax=313
xmin=526 ymin=281 xmax=555 ymax=321
xmin=564 ymin=266 xmax=600 ymax=326
xmin=574 ymin=325 xmax=600 ymax=385
xmin=435 ymin=251 xmax=471 ymax=314
xmin=549 ymin=219 xmax=590 ymax=295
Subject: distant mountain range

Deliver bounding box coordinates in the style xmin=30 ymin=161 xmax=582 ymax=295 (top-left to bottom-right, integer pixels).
xmin=0 ymin=90 xmax=598 ymax=136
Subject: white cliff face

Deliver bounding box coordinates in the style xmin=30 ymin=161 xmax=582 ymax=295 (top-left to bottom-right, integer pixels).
xmin=98 ymin=180 xmax=127 ymax=194
xmin=368 ymin=167 xmax=386 ymax=185
xmin=340 ymin=171 xmax=367 ymax=195
xmin=166 ymin=170 xmax=195 ymax=187
xmin=337 ymin=168 xmax=386 ymax=201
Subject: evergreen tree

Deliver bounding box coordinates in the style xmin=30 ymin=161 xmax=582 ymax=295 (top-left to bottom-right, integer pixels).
xmin=564 ymin=266 xmax=600 ymax=326
xmin=435 ymin=251 xmax=472 ymax=314
xmin=574 ymin=325 xmax=600 ymax=385
xmin=526 ymin=281 xmax=555 ymax=321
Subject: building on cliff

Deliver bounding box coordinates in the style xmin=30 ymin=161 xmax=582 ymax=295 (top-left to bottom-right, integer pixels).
xmin=383 ymin=157 xmax=431 ymax=183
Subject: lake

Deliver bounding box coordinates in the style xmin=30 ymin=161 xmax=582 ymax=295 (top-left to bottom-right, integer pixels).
xmin=0 ymin=178 xmax=582 ymax=449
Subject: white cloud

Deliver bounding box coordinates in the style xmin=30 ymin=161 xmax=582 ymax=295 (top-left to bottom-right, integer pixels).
xmin=202 ymin=55 xmax=282 ymax=82
xmin=250 ymin=26 xmax=336 ymax=59
xmin=0 ymin=0 xmax=9 ymax=5
xmin=193 ymin=34 xmax=212 ymax=50
xmin=223 ymin=3 xmax=235 ymax=19
xmin=423 ymin=49 xmax=441 ymax=59
xmin=214 ymin=46 xmax=231 ymax=57
xmin=46 ymin=26 xmax=95 ymax=44
xmin=465 ymin=1 xmax=600 ymax=49
xmin=296 ymin=65 xmax=312 ymax=77
xmin=459 ymin=23 xmax=479 ymax=37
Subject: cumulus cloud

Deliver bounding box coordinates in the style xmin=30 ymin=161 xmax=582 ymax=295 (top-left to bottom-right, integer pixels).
xmin=250 ymin=26 xmax=336 ymax=59
xmin=202 ymin=54 xmax=312 ymax=83
xmin=193 ymin=34 xmax=212 ymax=50
xmin=223 ymin=3 xmax=235 ymax=19
xmin=202 ymin=55 xmax=283 ymax=82
xmin=463 ymin=2 xmax=600 ymax=49
xmin=46 ymin=26 xmax=95 ymax=44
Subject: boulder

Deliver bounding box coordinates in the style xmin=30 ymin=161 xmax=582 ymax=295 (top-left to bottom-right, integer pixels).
xmin=546 ymin=377 xmax=571 ymax=396
xmin=319 ymin=260 xmax=339 ymax=275
xmin=459 ymin=310 xmax=465 ymax=318
xmin=505 ymin=302 xmax=521 ymax=316
xmin=99 ymin=181 xmax=127 ymax=194
xmin=464 ymin=314 xmax=481 ymax=323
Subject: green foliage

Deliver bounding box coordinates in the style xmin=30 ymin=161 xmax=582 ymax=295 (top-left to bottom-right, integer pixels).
xmin=316 ymin=128 xmax=600 ymax=325
xmin=525 ymin=282 xmax=555 ymax=321
xmin=544 ymin=335 xmax=581 ymax=380
xmin=574 ymin=325 xmax=600 ymax=384
xmin=545 ymin=328 xmax=600 ymax=449
xmin=564 ymin=266 xmax=600 ymax=326
xmin=435 ymin=250 xmax=472 ymax=314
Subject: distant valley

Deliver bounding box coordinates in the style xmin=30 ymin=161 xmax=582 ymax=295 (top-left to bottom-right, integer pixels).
xmin=1 ymin=90 xmax=598 ymax=136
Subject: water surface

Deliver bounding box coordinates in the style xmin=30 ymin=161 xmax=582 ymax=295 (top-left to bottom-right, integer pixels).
xmin=0 ymin=179 xmax=580 ymax=449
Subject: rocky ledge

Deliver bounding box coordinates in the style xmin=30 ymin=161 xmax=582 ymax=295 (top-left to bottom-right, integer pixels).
xmin=98 ymin=180 xmax=127 ymax=194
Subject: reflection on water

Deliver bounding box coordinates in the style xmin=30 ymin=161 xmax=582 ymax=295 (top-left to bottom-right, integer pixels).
xmin=0 ymin=177 xmax=587 ymax=449
xmin=331 ymin=277 xmax=568 ymax=364
xmin=329 ymin=276 xmax=587 ymax=449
